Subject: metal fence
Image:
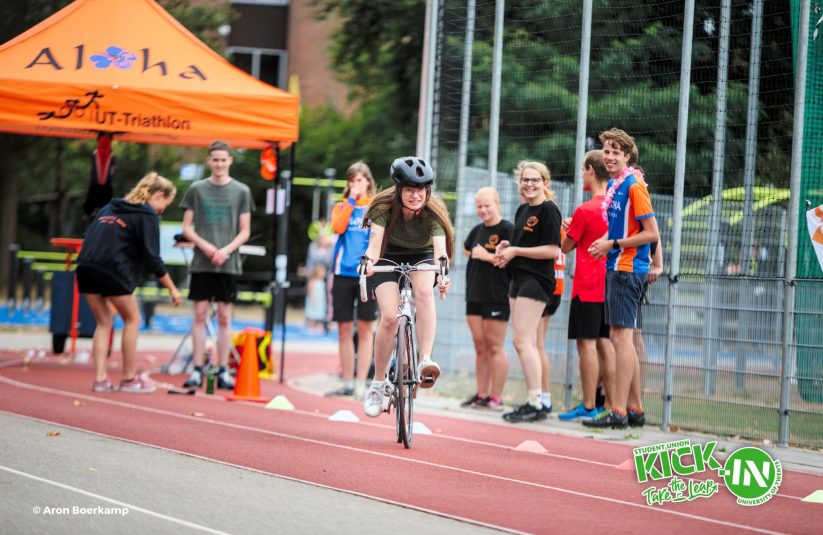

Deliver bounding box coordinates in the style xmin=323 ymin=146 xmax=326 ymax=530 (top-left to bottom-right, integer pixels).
xmin=423 ymin=0 xmax=823 ymax=446
xmin=434 ymin=164 xmax=823 ymax=447
xmin=422 ymin=0 xmax=823 ymax=447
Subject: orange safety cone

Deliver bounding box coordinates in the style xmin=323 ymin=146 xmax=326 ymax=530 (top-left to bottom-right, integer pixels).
xmin=225 ymin=328 xmax=270 ymax=403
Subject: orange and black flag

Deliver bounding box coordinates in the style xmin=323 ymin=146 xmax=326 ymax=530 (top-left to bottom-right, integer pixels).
xmin=83 ymin=132 xmax=115 ymax=216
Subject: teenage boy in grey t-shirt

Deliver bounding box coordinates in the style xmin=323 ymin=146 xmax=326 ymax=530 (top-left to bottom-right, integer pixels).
xmin=180 ymin=140 xmax=255 ymax=390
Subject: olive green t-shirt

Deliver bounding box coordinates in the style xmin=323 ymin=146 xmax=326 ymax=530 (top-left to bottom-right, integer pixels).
xmin=180 ymin=178 xmax=255 ymax=274
xmin=367 ymin=207 xmax=446 ymax=255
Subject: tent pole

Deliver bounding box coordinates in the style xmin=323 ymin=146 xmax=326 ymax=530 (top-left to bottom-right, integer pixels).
xmin=265 ymin=143 xmax=280 ymax=370
xmin=277 ymin=143 xmax=295 ymax=383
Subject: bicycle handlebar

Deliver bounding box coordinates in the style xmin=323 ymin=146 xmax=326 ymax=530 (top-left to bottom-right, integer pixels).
xmin=359 ymin=255 xmax=448 ymax=302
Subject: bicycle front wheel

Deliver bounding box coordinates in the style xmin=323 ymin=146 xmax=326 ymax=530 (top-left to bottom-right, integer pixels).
xmin=394 ymin=316 xmax=415 ymax=448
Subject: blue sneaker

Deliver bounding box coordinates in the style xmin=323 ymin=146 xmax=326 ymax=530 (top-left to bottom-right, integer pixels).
xmin=558 ymin=403 xmax=599 ymax=421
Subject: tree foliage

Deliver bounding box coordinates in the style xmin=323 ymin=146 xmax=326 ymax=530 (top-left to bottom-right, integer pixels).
xmin=434 ymin=0 xmax=795 ymax=192
xmin=1 ymin=0 xmax=799 ymax=283
xmin=0 ymin=0 xmax=232 ymax=276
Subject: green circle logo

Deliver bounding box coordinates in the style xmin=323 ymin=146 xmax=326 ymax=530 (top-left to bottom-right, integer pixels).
xmin=720 ymin=447 xmax=782 ymax=505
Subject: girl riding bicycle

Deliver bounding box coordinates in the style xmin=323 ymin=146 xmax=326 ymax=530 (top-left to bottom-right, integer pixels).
xmin=361 ymin=157 xmax=454 ymax=418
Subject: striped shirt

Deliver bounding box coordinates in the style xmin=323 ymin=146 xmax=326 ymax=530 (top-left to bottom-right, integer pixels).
xmin=605 ymin=175 xmax=655 ymax=274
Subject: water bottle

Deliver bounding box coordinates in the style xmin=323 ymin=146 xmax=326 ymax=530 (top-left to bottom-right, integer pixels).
xmin=205 ymin=365 xmax=215 ymax=394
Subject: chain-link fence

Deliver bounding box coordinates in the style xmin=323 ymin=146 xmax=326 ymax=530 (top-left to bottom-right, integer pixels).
xmin=428 ymin=1 xmax=823 ymax=447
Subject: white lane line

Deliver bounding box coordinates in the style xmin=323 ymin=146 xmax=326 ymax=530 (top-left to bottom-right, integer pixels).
xmin=0 ymin=376 xmax=795 ymax=534
xmin=0 ymin=464 xmax=230 ymax=535
xmin=189 ymin=381 xmax=621 ymax=468
xmin=2 ymin=374 xmax=812 ymax=499
xmin=1 ymin=412 xmax=523 ymax=535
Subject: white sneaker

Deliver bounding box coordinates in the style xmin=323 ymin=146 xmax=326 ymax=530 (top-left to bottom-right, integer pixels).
xmin=363 ymin=383 xmax=385 ymax=418
xmin=418 ymin=359 xmax=441 ymax=389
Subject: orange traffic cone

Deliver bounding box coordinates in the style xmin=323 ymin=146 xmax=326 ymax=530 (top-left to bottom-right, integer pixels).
xmin=225 ymin=328 xmax=269 ymax=403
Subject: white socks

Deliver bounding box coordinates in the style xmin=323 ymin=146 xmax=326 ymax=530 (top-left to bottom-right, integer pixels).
xmin=528 ymin=389 xmax=543 ymax=409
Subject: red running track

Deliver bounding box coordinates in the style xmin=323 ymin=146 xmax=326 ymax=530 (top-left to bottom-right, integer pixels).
xmin=1 ymin=348 xmax=822 ymax=534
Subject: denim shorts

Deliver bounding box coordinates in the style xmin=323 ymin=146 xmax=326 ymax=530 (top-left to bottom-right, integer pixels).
xmin=605 ymin=270 xmax=647 ymax=329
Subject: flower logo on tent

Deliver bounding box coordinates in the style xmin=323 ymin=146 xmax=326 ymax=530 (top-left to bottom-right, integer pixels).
xmin=90 ymin=46 xmax=137 ymax=69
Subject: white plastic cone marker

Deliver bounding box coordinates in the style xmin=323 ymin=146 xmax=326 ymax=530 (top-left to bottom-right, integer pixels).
xmin=412 ymin=421 xmax=432 ymax=435
xmin=514 ymin=440 xmax=548 ymax=454
xmin=802 ymin=490 xmax=823 ymax=503
xmin=616 ymin=459 xmax=635 ymax=470
xmin=329 ymin=410 xmax=360 ymax=422
xmin=265 ymin=395 xmax=294 ymax=410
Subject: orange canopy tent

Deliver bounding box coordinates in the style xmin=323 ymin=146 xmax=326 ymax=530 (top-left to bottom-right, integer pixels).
xmin=0 ymin=0 xmax=299 ymax=148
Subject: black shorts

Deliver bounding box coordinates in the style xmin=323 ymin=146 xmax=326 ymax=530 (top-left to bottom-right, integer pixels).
xmin=637 ymin=281 xmax=650 ymax=330
xmin=331 ymin=275 xmax=379 ymax=322
xmin=508 ymin=271 xmax=552 ymax=303
xmin=568 ymin=296 xmax=610 ymax=340
xmin=76 ymin=265 xmax=131 ymax=297
xmin=188 ymin=273 xmax=238 ymax=303
xmin=371 ymin=253 xmax=434 ymax=289
xmin=466 ymin=302 xmax=510 ymax=321
xmin=541 ymin=294 xmax=562 ymax=317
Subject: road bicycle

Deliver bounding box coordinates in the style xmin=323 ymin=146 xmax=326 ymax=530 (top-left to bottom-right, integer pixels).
xmin=359 ymin=255 xmax=448 ymax=448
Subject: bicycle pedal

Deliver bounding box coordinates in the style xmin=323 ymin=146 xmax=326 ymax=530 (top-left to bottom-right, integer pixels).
xmin=419 ymin=375 xmax=436 ymax=389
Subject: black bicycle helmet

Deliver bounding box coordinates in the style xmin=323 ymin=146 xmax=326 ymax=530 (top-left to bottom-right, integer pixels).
xmin=390 ymin=157 xmax=434 ymax=187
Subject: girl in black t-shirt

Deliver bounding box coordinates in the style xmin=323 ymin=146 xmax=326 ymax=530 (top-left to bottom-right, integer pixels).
xmin=494 ymin=161 xmax=562 ymax=423
xmin=461 ymin=187 xmax=514 ymax=411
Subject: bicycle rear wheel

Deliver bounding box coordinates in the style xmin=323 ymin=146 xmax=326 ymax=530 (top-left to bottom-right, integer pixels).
xmin=394 ymin=316 xmax=415 ymax=448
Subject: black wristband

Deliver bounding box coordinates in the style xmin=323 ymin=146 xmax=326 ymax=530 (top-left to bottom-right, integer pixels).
xmin=612 ymin=239 xmax=620 ymax=250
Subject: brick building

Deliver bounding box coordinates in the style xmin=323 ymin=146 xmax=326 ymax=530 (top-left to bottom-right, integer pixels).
xmin=226 ymin=0 xmax=350 ymax=110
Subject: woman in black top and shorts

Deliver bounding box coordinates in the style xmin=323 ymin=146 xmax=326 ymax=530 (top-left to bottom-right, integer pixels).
xmin=494 ymin=161 xmax=562 ymax=423
xmin=462 ymin=187 xmax=513 ymax=410
xmin=77 ymin=172 xmax=182 ymax=393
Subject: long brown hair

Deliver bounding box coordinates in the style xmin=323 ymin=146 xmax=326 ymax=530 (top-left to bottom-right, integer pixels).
xmin=124 ymin=172 xmax=176 ymax=204
xmin=367 ymin=185 xmax=454 ymax=259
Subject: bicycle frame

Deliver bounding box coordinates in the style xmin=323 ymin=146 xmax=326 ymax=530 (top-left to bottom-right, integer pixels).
xmin=359 ymin=255 xmax=447 ymax=448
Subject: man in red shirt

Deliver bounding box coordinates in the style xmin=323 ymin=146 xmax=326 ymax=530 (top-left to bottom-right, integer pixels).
xmin=559 ymin=150 xmax=615 ymax=420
